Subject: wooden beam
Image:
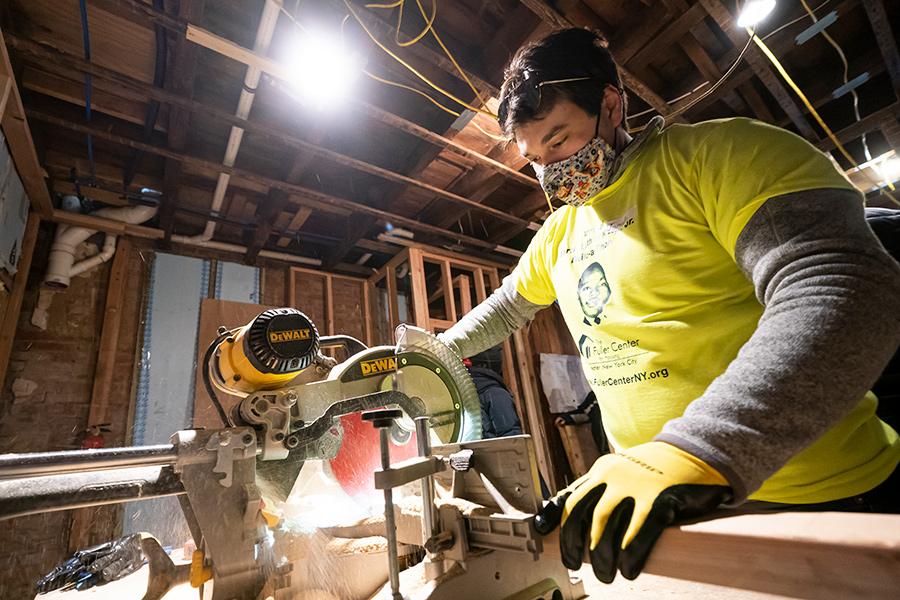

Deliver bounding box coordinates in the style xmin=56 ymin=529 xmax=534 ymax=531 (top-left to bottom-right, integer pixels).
xmin=677 ymin=35 xmax=750 ymax=115
xmin=20 ymin=66 xmax=166 ymax=132
xmin=680 ymin=0 xmax=861 ymax=122
xmin=324 ymin=212 xmax=377 ymax=271
xmin=489 ymin=188 xmax=549 ymax=244
xmin=87 ymin=238 xmax=131 ymax=426
xmin=6 ymin=34 xmax=537 ymax=190
xmin=362 ymin=281 xmax=374 ymax=345
xmin=0 ymin=212 xmax=40 ymax=387
xmin=353 ymin=101 xmax=538 ymax=188
xmin=628 ymin=3 xmax=708 ymax=69
xmin=51 ymin=209 xmax=164 ymax=240
xmin=738 ymin=81 xmax=776 ymax=122
xmin=456 ymin=275 xmax=472 ymax=315
xmin=0 ymin=29 xmax=52 ymax=215
xmin=386 ymin=266 xmax=399 ymax=331
xmin=18 ymin=42 xmax=533 ymax=234
xmin=325 ymin=275 xmax=335 ymax=336
xmin=276 ymin=207 xmax=313 ymax=248
xmin=546 ymin=511 xmax=900 ymax=599
xmin=609 ymin=4 xmax=674 ymax=65
xmin=815 ymin=102 xmax=900 ymax=151
xmin=323 ymin=0 xmax=498 ymax=98
xmin=247 ymin=129 xmax=326 ymax=263
xmin=179 ymin=24 xmax=542 ymax=234
xmin=513 ymin=319 xmax=557 ymax=494
xmin=408 ymin=248 xmax=430 ymax=328
xmin=698 ymin=0 xmax=819 ymax=142
xmin=364 ymin=15 xmax=546 ymax=263
xmin=160 ymin=0 xmax=205 ymax=242
xmin=26 ymin=109 xmax=517 ymax=255
xmin=862 ymin=0 xmax=900 ymax=101
xmin=440 ymin=259 xmax=456 ymax=322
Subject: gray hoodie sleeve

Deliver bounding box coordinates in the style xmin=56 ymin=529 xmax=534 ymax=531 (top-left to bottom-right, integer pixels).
xmin=657 ymin=188 xmax=900 ymax=502
xmin=438 ymin=276 xmax=550 ymax=358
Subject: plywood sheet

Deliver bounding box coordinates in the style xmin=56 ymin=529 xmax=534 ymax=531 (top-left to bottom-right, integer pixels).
xmin=192 ymin=298 xmax=274 ymax=430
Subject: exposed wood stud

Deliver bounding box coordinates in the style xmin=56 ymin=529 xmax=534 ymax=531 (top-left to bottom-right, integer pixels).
xmin=814 ymin=102 xmax=900 ymax=151
xmin=0 ymin=30 xmax=53 ymax=215
xmin=0 ymin=212 xmax=40 ymax=387
xmin=862 ymin=0 xmax=900 ymax=101
xmin=26 ymin=109 xmax=518 ymax=255
xmin=87 ymin=237 xmax=132 ymax=427
xmin=386 ymin=266 xmax=399 ymax=331
xmin=5 ymin=35 xmax=538 ymax=192
xmin=160 ymin=0 xmax=206 ymax=242
xmin=440 ymin=259 xmax=456 ymax=322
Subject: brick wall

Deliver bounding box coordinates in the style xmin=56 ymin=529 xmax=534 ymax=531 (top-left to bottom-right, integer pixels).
xmin=0 ymin=227 xmax=148 ymax=598
xmin=0 ymin=254 xmax=325 ymax=596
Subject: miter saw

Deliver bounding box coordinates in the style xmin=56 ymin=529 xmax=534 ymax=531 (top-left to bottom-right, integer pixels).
xmin=0 ymin=308 xmax=584 ymax=600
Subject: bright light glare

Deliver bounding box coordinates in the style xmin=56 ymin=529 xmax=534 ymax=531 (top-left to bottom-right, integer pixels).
xmin=284 ymin=32 xmax=361 ymax=109
xmin=876 ymin=157 xmax=900 ymax=184
xmin=737 ymin=0 xmax=776 ymax=28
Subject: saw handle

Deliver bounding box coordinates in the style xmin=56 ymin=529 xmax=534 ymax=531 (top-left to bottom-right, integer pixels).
xmin=534 ymin=492 xmax=569 ymax=535
xmin=361 ymin=408 xmax=404 ymax=429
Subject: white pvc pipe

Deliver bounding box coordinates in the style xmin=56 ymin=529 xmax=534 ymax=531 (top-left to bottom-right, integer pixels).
xmin=187 ymin=0 xmax=282 ymax=245
xmin=44 ymin=204 xmax=158 ymax=288
xmin=70 ymin=233 xmax=117 ymax=278
xmin=170 ymin=235 xmax=322 ymax=266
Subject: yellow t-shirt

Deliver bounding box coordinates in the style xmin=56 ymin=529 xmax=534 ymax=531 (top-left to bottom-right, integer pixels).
xmin=511 ymin=118 xmax=899 ymax=503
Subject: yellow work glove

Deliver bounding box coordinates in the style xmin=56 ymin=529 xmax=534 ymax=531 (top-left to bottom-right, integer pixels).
xmin=534 ymin=441 xmax=731 ymax=583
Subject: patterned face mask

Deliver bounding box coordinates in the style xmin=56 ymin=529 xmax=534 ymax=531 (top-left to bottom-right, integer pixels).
xmin=532 ymin=120 xmax=617 ymax=207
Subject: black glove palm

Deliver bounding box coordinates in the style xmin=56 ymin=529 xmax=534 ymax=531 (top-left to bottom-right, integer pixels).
xmin=535 ymin=441 xmax=731 ymax=583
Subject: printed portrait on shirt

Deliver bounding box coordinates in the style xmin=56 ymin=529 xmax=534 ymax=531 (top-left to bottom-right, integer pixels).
xmin=577 ymin=262 xmax=611 ymax=325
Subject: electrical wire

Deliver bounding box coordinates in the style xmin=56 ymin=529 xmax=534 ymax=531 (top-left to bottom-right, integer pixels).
xmin=627 ymin=82 xmax=709 ymax=122
xmin=750 ymin=33 xmax=898 ymax=203
xmin=281 ymin=0 xmax=498 ymax=141
xmin=405 ymin=0 xmax=489 ymax=108
xmin=626 ymin=29 xmax=755 ymax=132
xmin=202 ymin=331 xmax=236 ymax=428
xmin=798 ymin=0 xmax=889 ymax=190
xmin=77 ymin=0 xmax=96 ymax=182
xmin=342 ymin=0 xmax=496 ymax=118
xmin=370 ymin=0 xmax=436 ymax=48
xmin=762 ymin=0 xmax=832 ymax=41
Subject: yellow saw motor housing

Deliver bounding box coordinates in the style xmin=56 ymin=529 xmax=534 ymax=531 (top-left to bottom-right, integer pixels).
xmin=216 ymin=308 xmax=319 ymax=394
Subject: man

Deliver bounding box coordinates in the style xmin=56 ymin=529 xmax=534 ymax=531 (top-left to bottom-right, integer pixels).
xmin=576 ymin=262 xmax=611 ymax=325
xmin=463 ymin=346 xmax=523 ymax=439
xmin=439 ymin=29 xmax=900 ymax=583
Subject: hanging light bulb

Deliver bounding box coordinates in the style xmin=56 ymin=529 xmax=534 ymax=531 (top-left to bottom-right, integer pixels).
xmin=737 ymin=0 xmax=777 ymax=28
xmin=283 ymin=30 xmax=363 ymax=110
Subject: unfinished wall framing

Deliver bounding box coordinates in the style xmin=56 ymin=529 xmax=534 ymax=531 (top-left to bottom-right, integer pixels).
xmin=367 ymin=244 xmax=572 ymax=491
xmin=289 ymin=266 xmax=373 ymax=356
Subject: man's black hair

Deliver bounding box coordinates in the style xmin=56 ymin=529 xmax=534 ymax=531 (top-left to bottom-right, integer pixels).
xmin=497 ymin=28 xmax=623 ymax=139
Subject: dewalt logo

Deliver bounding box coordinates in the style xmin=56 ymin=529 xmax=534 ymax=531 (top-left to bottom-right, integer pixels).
xmin=269 ymin=328 xmax=311 ymax=344
xmin=360 ymin=357 xmax=397 ymax=376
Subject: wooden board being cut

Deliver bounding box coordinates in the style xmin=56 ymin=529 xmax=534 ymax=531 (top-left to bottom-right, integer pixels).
xmin=547 ymin=510 xmax=900 ymax=599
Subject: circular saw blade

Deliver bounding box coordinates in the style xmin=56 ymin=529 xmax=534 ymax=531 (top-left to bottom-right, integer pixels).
xmin=394 ymin=324 xmax=483 ymax=442
xmin=329 ymin=327 xmax=482 ymax=499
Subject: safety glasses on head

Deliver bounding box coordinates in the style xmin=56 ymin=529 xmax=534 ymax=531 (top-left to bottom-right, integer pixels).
xmin=498 ymin=70 xmax=592 ymax=126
